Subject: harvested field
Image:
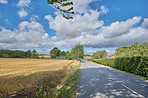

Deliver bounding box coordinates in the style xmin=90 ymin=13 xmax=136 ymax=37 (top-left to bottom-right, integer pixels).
xmin=0 ymin=58 xmax=79 ymax=97
xmin=38 ymin=55 xmax=51 ymax=58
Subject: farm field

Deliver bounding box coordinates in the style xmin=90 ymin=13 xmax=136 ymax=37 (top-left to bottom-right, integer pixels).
xmin=38 ymin=55 xmax=51 ymax=58
xmin=0 ymin=58 xmax=79 ymax=97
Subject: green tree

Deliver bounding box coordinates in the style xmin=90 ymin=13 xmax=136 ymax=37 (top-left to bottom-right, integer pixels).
xmin=47 ymin=0 xmax=74 ymax=19
xmin=50 ymin=47 xmax=61 ymax=58
xmin=60 ymin=51 xmax=66 ymax=56
xmin=32 ymin=50 xmax=38 ymax=58
xmin=92 ymin=50 xmax=107 ymax=59
xmin=71 ymin=44 xmax=84 ymax=60
xmin=0 ymin=50 xmax=34 ymax=58
xmin=26 ymin=50 xmax=32 ymax=58
xmin=115 ymin=42 xmax=148 ymax=57
xmin=65 ymin=51 xmax=72 ymax=60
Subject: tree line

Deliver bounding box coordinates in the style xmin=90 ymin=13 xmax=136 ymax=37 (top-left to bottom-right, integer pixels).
xmin=0 ymin=44 xmax=84 ymax=60
xmin=90 ymin=42 xmax=148 ymax=77
xmin=115 ymin=42 xmax=148 ymax=57
xmin=0 ymin=50 xmax=38 ymax=58
xmin=50 ymin=44 xmax=84 ymax=60
xmin=92 ymin=50 xmax=107 ymax=59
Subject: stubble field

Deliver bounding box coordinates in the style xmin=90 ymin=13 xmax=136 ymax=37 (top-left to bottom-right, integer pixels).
xmin=0 ymin=58 xmax=79 ymax=97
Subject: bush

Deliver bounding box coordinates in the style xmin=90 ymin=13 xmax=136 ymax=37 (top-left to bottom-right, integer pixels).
xmin=91 ymin=56 xmax=148 ymax=77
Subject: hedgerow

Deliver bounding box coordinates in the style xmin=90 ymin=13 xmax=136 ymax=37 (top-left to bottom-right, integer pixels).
xmin=91 ymin=56 xmax=148 ymax=77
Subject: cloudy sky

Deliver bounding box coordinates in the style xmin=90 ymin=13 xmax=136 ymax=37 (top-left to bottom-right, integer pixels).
xmin=0 ymin=0 xmax=148 ymax=55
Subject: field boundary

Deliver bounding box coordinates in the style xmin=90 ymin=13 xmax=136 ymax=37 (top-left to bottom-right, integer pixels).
xmin=88 ymin=60 xmax=148 ymax=81
xmin=0 ymin=59 xmax=79 ymax=98
xmin=55 ymin=62 xmax=81 ymax=98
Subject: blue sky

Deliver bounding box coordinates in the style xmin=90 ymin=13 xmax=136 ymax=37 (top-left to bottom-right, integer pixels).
xmin=0 ymin=0 xmax=148 ymax=55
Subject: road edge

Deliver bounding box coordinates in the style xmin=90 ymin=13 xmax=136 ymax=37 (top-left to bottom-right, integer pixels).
xmin=88 ymin=60 xmax=148 ymax=82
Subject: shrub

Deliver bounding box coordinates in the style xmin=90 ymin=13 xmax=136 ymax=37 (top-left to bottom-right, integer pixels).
xmin=91 ymin=56 xmax=148 ymax=77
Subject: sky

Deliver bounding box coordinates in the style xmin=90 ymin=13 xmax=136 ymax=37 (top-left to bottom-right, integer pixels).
xmin=0 ymin=0 xmax=148 ymax=55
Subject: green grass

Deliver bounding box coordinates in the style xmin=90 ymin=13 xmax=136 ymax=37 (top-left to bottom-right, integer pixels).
xmin=34 ymin=62 xmax=81 ymax=98
xmin=56 ymin=63 xmax=81 ymax=98
xmin=88 ymin=59 xmax=148 ymax=80
xmin=111 ymin=67 xmax=148 ymax=80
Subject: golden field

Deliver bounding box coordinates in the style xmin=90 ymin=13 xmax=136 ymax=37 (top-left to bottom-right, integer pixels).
xmin=0 ymin=58 xmax=79 ymax=97
xmin=38 ymin=55 xmax=51 ymax=58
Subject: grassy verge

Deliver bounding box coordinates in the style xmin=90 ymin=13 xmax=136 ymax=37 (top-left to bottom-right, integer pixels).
xmin=88 ymin=59 xmax=148 ymax=80
xmin=55 ymin=63 xmax=81 ymax=98
xmin=34 ymin=62 xmax=81 ymax=98
xmin=114 ymin=68 xmax=148 ymax=80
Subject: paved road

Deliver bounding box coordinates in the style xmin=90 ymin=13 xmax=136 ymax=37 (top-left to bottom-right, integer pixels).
xmin=78 ymin=60 xmax=148 ymax=98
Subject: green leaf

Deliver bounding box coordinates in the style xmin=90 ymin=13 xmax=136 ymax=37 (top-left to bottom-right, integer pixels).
xmin=47 ymin=0 xmax=74 ymax=19
xmin=61 ymin=2 xmax=73 ymax=7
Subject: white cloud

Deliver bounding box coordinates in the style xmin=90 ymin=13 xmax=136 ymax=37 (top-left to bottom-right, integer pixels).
xmin=0 ymin=15 xmax=148 ymax=51
xmin=0 ymin=0 xmax=8 ymax=4
xmin=17 ymin=0 xmax=31 ymax=7
xmin=73 ymin=0 xmax=97 ymax=13
xmin=17 ymin=9 xmax=28 ymax=18
xmin=142 ymin=18 xmax=148 ymax=29
xmin=51 ymin=17 xmax=148 ymax=48
xmin=30 ymin=15 xmax=39 ymax=21
xmin=44 ymin=9 xmax=146 ymax=49
xmin=103 ymin=16 xmax=142 ymax=38
xmin=0 ymin=20 xmax=51 ymax=49
xmin=53 ymin=0 xmax=99 ymax=14
xmin=15 ymin=21 xmax=51 ymax=48
xmin=16 ymin=21 xmax=46 ymax=42
xmin=45 ymin=10 xmax=104 ymax=39
xmin=51 ymin=36 xmax=57 ymax=40
xmin=100 ymin=6 xmax=109 ymax=14
xmin=106 ymin=50 xmax=116 ymax=56
xmin=0 ymin=27 xmax=16 ymax=43
xmin=36 ymin=49 xmax=51 ymax=55
xmin=16 ymin=0 xmax=31 ymax=18
xmin=84 ymin=50 xmax=96 ymax=55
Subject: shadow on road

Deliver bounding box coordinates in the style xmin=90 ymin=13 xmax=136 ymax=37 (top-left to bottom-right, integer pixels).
xmin=78 ymin=60 xmax=148 ymax=98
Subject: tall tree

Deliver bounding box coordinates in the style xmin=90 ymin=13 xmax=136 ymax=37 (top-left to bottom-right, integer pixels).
xmin=65 ymin=51 xmax=72 ymax=60
xmin=26 ymin=50 xmax=32 ymax=58
xmin=32 ymin=50 xmax=38 ymax=58
xmin=92 ymin=50 xmax=107 ymax=59
xmin=50 ymin=47 xmax=61 ymax=58
xmin=60 ymin=51 xmax=66 ymax=56
xmin=71 ymin=44 xmax=84 ymax=60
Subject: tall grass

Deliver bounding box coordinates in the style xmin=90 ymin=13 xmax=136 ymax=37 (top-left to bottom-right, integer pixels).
xmin=34 ymin=61 xmax=81 ymax=98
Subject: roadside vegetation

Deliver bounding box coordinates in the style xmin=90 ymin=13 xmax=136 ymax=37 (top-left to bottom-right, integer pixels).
xmin=0 ymin=58 xmax=80 ymax=97
xmin=0 ymin=44 xmax=84 ymax=97
xmin=89 ymin=42 xmax=148 ymax=79
xmin=36 ymin=63 xmax=81 ymax=98
xmin=92 ymin=50 xmax=107 ymax=59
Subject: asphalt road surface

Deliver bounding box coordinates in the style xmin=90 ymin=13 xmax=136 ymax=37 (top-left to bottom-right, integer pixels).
xmin=78 ymin=60 xmax=148 ymax=98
